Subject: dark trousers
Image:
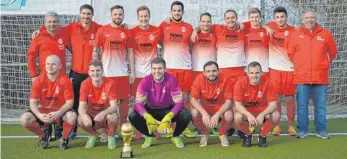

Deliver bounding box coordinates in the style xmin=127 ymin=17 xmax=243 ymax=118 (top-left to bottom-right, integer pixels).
xmin=129 ymin=105 xmax=192 ymax=137
xmin=69 ymin=70 xmax=89 ymax=132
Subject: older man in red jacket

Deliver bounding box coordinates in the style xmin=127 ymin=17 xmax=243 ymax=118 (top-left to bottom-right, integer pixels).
xmin=286 ymin=10 xmax=338 ymax=139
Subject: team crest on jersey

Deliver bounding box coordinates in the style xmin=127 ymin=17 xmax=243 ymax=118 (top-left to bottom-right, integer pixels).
xmin=284 ymin=30 xmax=289 ymax=36
xmin=149 ymin=34 xmax=154 ymax=41
xmin=90 ymin=33 xmax=95 ymax=39
xmin=55 ymin=86 xmax=60 ymax=94
xmin=259 ymin=32 xmax=264 ymax=37
xmin=101 ymin=92 xmax=107 ymax=100
xmin=58 ymin=38 xmax=63 ymax=44
xmin=181 ymin=27 xmax=186 ymax=32
xmin=216 ymin=88 xmax=221 ymax=95
xmin=317 ymin=36 xmax=325 ymax=41
xmin=120 ymin=32 xmax=125 ymax=39
xmin=257 ymin=91 xmax=263 ymax=98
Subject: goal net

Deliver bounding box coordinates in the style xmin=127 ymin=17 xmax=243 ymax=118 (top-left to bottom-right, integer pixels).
xmin=1 ymin=0 xmax=346 ymax=123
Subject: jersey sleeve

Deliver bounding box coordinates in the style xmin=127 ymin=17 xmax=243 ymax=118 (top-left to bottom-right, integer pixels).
xmin=190 ymin=76 xmax=201 ymax=99
xmin=169 ymin=78 xmax=184 ymax=115
xmin=79 ymin=80 xmax=89 ymax=102
xmin=267 ymin=81 xmax=278 ymax=103
xmin=326 ymin=30 xmax=338 ymax=62
xmin=134 ymin=78 xmax=149 ymax=116
xmin=30 ymin=78 xmax=41 ymax=99
xmin=126 ymin=30 xmax=133 ymax=49
xmin=108 ymin=80 xmax=118 ymax=101
xmin=94 ymin=27 xmax=104 ymax=47
xmin=63 ymin=78 xmax=74 ymax=101
xmin=27 ymin=39 xmax=40 ymax=78
xmin=224 ymin=78 xmax=233 ymax=100
xmin=266 ymin=21 xmax=277 ymax=30
xmin=285 ymin=31 xmax=297 ymax=62
xmin=233 ymin=80 xmax=244 ymax=102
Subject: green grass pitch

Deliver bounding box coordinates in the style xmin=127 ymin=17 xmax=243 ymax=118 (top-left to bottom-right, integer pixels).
xmin=1 ymin=119 xmax=347 ymax=159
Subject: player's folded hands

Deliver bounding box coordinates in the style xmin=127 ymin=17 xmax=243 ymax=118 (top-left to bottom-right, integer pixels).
xmin=158 ymin=112 xmax=174 ymax=134
xmin=144 ymin=113 xmax=159 ymax=134
xmin=38 ymin=113 xmax=50 ymax=123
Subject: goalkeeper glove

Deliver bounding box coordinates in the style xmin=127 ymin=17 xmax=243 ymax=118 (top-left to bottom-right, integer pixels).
xmin=158 ymin=112 xmax=175 ymax=135
xmin=144 ymin=113 xmax=158 ymax=134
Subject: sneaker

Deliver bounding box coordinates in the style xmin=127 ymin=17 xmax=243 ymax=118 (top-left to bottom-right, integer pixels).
xmin=59 ymin=138 xmax=69 ymax=150
xmin=99 ymin=133 xmax=108 ymax=143
xmin=171 ymin=137 xmax=184 ymax=148
xmin=272 ymin=125 xmax=281 ymax=136
xmin=242 ymin=135 xmax=252 ymax=147
xmin=85 ymin=136 xmax=97 ymax=148
xmin=68 ymin=131 xmax=77 ymax=139
xmin=54 ymin=124 xmax=63 ymax=141
xmin=141 ymin=136 xmax=155 ymax=148
xmin=219 ymin=135 xmax=230 ymax=147
xmin=210 ymin=127 xmax=219 ymax=136
xmin=39 ymin=133 xmax=50 ymax=149
xmin=182 ymin=128 xmax=198 ymax=138
xmin=226 ymin=128 xmax=235 ymax=136
xmin=249 ymin=126 xmax=256 ymax=133
xmin=287 ymin=126 xmax=297 ymax=136
xmin=199 ymin=135 xmax=208 ymax=147
xmin=316 ymin=131 xmax=332 ymax=139
xmin=258 ymin=136 xmax=267 ymax=148
xmin=108 ymin=136 xmax=117 ymax=149
xmin=236 ymin=130 xmax=246 ymax=139
xmin=295 ymin=131 xmax=308 ymax=139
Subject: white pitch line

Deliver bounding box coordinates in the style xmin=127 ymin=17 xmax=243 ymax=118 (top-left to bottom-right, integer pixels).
xmin=1 ymin=133 xmax=347 ymax=139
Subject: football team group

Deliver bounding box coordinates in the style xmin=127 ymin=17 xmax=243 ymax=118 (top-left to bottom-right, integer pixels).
xmin=19 ymin=1 xmax=338 ymax=151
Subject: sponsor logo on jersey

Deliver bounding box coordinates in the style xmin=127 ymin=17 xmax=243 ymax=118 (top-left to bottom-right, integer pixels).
xmin=46 ymin=96 xmax=58 ymax=100
xmin=91 ymin=103 xmax=105 ymax=110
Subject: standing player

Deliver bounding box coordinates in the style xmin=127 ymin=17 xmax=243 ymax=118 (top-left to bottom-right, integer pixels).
xmin=20 ymin=55 xmax=76 ymax=150
xmin=159 ymin=0 xmax=196 ymax=137
xmin=191 ymin=61 xmax=233 ymax=147
xmin=93 ymin=5 xmax=134 ymax=131
xmin=234 ymin=61 xmax=280 ymax=148
xmin=265 ymin=7 xmax=297 ymax=136
xmin=78 ymin=60 xmax=119 ymax=149
xmin=243 ymin=8 xmax=270 ymax=76
xmin=130 ymin=5 xmax=162 ymax=139
xmin=191 ymin=13 xmax=217 ymax=79
xmin=128 ymin=57 xmax=192 ymax=148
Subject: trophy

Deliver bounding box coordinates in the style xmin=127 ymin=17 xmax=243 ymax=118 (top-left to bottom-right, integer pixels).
xmin=121 ymin=123 xmax=134 ymax=158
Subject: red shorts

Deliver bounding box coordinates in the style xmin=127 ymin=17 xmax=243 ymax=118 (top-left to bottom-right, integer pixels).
xmin=220 ymin=67 xmax=245 ymax=87
xmin=130 ymin=78 xmax=143 ymax=96
xmin=192 ymin=71 xmax=203 ymax=81
xmin=247 ymin=106 xmax=266 ymax=116
xmin=203 ymin=106 xmax=221 ymax=115
xmin=270 ymin=69 xmax=295 ymax=95
xmin=166 ymin=69 xmax=193 ymax=92
xmin=109 ymin=76 xmax=130 ymax=100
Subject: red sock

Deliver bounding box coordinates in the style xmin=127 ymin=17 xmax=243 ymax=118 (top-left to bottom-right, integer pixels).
xmin=235 ymin=121 xmax=252 ymax=136
xmin=260 ymin=120 xmax=275 ymax=136
xmin=276 ymin=102 xmax=282 ymax=126
xmin=80 ymin=124 xmax=97 ymax=136
xmin=24 ymin=122 xmax=45 ymax=138
xmin=192 ymin=117 xmax=209 ymax=135
xmin=107 ymin=121 xmax=117 ymax=136
xmin=62 ymin=122 xmax=73 ymax=139
xmin=286 ymin=100 xmax=296 ymax=126
xmin=119 ymin=100 xmax=129 ymax=128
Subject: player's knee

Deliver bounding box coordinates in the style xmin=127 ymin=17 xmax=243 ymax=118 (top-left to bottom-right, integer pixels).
xmin=285 ymin=96 xmax=295 ymax=103
xmin=65 ymin=111 xmax=77 ymax=123
xmin=77 ymin=116 xmax=83 ymax=126
xmin=190 ymin=108 xmax=201 ymax=118
xmin=183 ymin=92 xmax=190 ymax=102
xmin=223 ymin=110 xmax=234 ymax=122
xmin=106 ymin=113 xmax=118 ymax=124
xmin=234 ymin=112 xmax=244 ymax=124
xmin=178 ymin=109 xmax=192 ymax=122
xmin=128 ymin=111 xmax=139 ymax=123
xmin=271 ymin=111 xmax=281 ymax=122
xmin=20 ymin=113 xmax=34 ymax=126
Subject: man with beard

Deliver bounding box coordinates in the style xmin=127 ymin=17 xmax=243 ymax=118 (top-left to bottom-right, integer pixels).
xmin=128 ymin=57 xmax=192 ymax=148
xmin=93 ymin=5 xmax=134 ymax=133
xmin=190 ymin=61 xmax=234 ymax=147
xmin=130 ymin=5 xmax=162 ymax=139
xmin=20 ymin=55 xmax=76 ymax=150
xmin=234 ymin=61 xmax=280 ymax=148
xmin=159 ymin=0 xmax=196 ymax=138
xmin=78 ymin=60 xmax=119 ymax=149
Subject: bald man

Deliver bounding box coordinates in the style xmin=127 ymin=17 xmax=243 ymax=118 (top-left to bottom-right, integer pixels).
xmin=20 ymin=55 xmax=77 ymax=150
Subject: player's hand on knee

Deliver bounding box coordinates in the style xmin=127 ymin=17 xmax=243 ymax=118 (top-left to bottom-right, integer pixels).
xmin=144 ymin=113 xmax=159 ymax=133
xmin=158 ymin=122 xmax=170 ymax=134
xmin=202 ymin=113 xmax=211 ymax=127
xmin=94 ymin=111 xmax=106 ymax=122
xmin=48 ymin=111 xmax=60 ymax=123
xmin=256 ymin=113 xmax=265 ymax=125
xmin=37 ymin=113 xmax=50 ymax=123
xmin=246 ymin=114 xmax=257 ymax=126
xmin=210 ymin=114 xmax=220 ymax=128
xmin=82 ymin=115 xmax=92 ymax=126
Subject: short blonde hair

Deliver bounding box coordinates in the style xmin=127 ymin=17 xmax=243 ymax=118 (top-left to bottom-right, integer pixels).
xmin=137 ymin=5 xmax=150 ymax=16
xmin=248 ymin=8 xmax=261 ymax=16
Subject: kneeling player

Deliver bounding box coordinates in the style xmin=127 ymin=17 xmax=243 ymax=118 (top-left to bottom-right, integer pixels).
xmin=234 ymin=61 xmax=280 ymax=148
xmin=78 ymin=60 xmax=119 ymax=149
xmin=20 ymin=55 xmax=76 ymax=150
xmin=191 ymin=61 xmax=233 ymax=147
xmin=128 ymin=57 xmax=192 ymax=148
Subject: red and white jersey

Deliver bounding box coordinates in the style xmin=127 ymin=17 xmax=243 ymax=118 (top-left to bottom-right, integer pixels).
xmin=192 ymin=32 xmax=217 ymax=71
xmin=131 ymin=25 xmax=161 ymax=78
xmin=267 ymin=22 xmax=295 ymax=71
xmin=159 ymin=21 xmax=193 ymax=69
xmin=244 ymin=24 xmax=270 ymax=72
xmin=212 ymin=25 xmax=245 ymax=68
xmin=94 ymin=24 xmax=132 ymax=77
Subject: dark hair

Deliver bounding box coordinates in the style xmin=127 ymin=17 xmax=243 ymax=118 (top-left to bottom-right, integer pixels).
xmin=224 ymin=9 xmax=238 ymax=18
xmin=248 ymin=8 xmax=261 ymax=16
xmin=203 ymin=61 xmax=219 ymax=71
xmin=80 ymin=4 xmax=94 ymax=14
xmin=151 ymin=57 xmax=166 ymax=68
xmin=274 ymin=6 xmax=287 ymax=16
xmin=247 ymin=61 xmax=262 ymax=71
xmin=200 ymin=12 xmax=211 ymax=21
xmin=171 ymin=1 xmax=184 ymax=11
xmin=137 ymin=5 xmax=150 ymax=17
xmin=89 ymin=60 xmax=103 ymax=70
xmin=110 ymin=5 xmax=124 ymax=12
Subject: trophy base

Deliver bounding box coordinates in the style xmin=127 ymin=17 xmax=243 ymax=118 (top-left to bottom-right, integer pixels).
xmin=120 ymin=150 xmax=133 ymax=158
